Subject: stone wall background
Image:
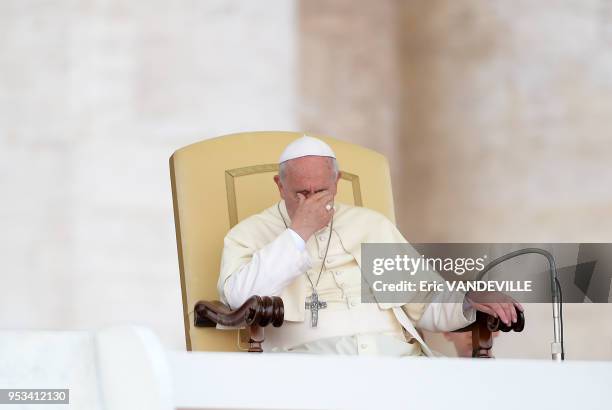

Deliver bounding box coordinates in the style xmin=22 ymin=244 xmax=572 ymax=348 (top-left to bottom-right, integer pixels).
xmin=398 ymin=0 xmax=612 ymax=243
xmin=0 ymin=0 xmax=297 ymax=349
xmin=1 ymin=0 xmax=612 ymax=359
xmin=299 ymin=0 xmax=402 ymax=182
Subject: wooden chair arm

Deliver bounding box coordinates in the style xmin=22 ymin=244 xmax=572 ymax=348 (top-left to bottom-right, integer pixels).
xmin=194 ymin=297 xmax=524 ymax=356
xmin=193 ymin=296 xmax=284 ymax=352
xmin=453 ymin=310 xmax=525 ymax=358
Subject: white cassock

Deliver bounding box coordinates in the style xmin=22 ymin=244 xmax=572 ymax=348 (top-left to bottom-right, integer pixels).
xmin=218 ymin=200 xmax=476 ymax=356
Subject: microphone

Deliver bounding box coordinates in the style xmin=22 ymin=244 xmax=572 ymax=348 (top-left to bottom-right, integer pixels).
xmin=475 ymin=248 xmax=564 ymax=361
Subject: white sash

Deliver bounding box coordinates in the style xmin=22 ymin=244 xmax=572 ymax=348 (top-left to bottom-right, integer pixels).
xmin=392 ymin=307 xmax=436 ymax=357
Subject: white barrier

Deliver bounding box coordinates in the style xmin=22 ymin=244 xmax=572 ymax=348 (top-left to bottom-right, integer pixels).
xmin=2 ymin=327 xmax=611 ymax=410
xmin=169 ymin=351 xmax=612 ymax=410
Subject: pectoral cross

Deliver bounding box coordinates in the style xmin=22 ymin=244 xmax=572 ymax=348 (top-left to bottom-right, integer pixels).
xmin=305 ymin=291 xmax=327 ymax=327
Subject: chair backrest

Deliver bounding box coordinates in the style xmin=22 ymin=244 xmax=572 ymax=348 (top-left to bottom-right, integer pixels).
xmin=170 ymin=131 xmax=396 ymax=351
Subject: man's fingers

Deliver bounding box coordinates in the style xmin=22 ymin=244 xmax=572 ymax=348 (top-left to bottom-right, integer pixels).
xmin=503 ymin=305 xmax=513 ymax=326
xmin=510 ymin=304 xmax=518 ymax=323
xmin=319 ymin=196 xmax=334 ymax=209
xmin=308 ymin=192 xmax=334 ymax=213
xmin=513 ymin=301 xmax=524 ymax=312
xmin=502 ymin=296 xmax=520 ymax=323
xmin=504 ymin=303 xmax=516 ymax=324
xmin=475 ymin=304 xmax=497 ymax=318
xmin=477 ymin=303 xmax=518 ymax=326
xmin=492 ymin=304 xmax=510 ymax=326
xmin=470 ymin=292 xmax=523 ymax=326
xmin=307 ymin=190 xmax=330 ymax=202
xmin=499 ymin=302 xmax=512 ymax=324
xmin=503 ymin=304 xmax=514 ymax=325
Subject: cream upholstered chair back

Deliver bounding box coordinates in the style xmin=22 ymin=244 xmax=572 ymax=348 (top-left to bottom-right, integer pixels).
xmin=170 ymin=131 xmax=396 ymax=351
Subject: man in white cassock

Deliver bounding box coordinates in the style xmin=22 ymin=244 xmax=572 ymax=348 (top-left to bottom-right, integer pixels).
xmin=218 ymin=136 xmax=522 ymax=356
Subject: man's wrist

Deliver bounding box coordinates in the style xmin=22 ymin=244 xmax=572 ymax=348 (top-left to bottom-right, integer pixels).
xmin=290 ymin=224 xmax=313 ymax=242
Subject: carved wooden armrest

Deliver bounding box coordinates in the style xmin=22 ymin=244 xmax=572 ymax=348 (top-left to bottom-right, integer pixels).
xmin=454 ymin=310 xmax=525 ymax=358
xmin=194 ymin=296 xmax=284 ymax=352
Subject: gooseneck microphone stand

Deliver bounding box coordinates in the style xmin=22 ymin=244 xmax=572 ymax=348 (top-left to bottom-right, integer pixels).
xmin=475 ymin=248 xmax=564 ymax=361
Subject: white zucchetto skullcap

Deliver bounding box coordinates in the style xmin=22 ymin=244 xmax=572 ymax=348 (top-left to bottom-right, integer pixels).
xmin=279 ymin=135 xmax=336 ymax=164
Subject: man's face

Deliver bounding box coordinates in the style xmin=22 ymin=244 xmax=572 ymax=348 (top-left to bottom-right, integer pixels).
xmin=274 ymin=156 xmax=341 ymax=219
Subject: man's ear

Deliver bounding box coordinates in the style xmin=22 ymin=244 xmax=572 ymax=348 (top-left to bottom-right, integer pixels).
xmin=273 ymin=175 xmax=285 ymax=199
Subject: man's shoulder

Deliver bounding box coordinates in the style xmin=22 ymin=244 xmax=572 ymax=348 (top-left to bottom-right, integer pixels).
xmin=335 ymin=202 xmax=394 ymax=225
xmin=225 ymin=203 xmax=284 ymax=239
xmin=334 ymin=203 xmax=404 ymax=244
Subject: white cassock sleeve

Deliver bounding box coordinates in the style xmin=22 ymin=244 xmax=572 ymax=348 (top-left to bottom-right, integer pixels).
xmin=416 ymin=289 xmax=476 ymax=332
xmin=222 ymin=229 xmax=312 ymax=309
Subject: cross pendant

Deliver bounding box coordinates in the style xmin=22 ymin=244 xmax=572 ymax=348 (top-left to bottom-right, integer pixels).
xmin=305 ymin=291 xmax=327 ymax=327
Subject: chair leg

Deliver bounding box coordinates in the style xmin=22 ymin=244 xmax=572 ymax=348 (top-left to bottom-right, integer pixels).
xmin=472 ymin=318 xmax=493 ymax=358
xmin=248 ymin=324 xmax=264 ymax=353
